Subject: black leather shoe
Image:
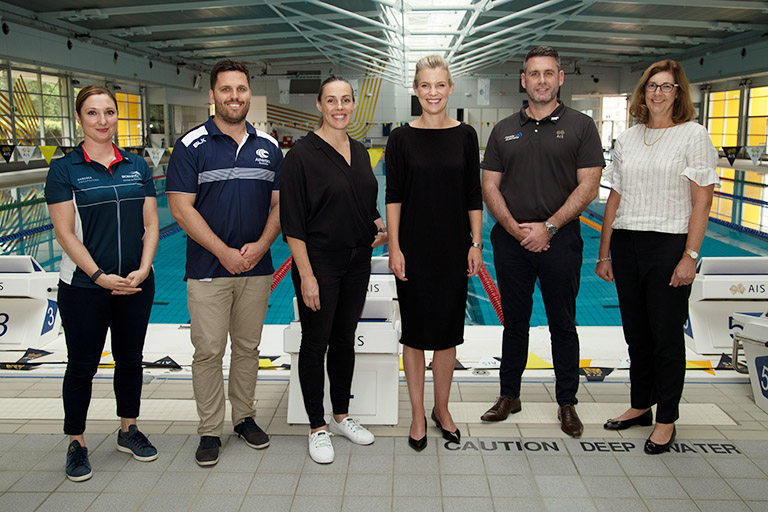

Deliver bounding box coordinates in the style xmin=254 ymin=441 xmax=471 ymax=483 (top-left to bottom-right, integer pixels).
xmin=408 ymin=417 xmax=427 ymax=452
xmin=431 ymin=408 xmax=460 ymax=444
xmin=604 ymin=409 xmax=653 ymax=431
xmin=644 ymin=426 xmax=676 ymax=455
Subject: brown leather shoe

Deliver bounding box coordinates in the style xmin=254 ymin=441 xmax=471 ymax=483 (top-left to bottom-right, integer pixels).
xmin=558 ymin=405 xmax=583 ymax=437
xmin=480 ymin=396 xmax=521 ymax=422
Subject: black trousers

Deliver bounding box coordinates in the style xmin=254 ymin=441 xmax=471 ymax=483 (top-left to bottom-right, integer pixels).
xmin=491 ymin=221 xmax=583 ymax=405
xmin=611 ymin=230 xmax=690 ymax=424
xmin=59 ymin=273 xmax=155 ymax=435
xmin=292 ymin=246 xmax=372 ymax=429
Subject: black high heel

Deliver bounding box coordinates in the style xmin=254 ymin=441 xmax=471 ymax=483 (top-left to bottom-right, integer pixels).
xmin=644 ymin=426 xmax=676 ymax=455
xmin=431 ymin=408 xmax=461 ymax=444
xmin=408 ymin=416 xmax=427 ymax=452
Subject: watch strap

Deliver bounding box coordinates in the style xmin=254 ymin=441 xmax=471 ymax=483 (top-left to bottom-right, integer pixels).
xmin=90 ymin=269 xmax=104 ymax=283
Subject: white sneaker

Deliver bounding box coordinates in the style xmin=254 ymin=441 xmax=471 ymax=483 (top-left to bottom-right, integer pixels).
xmin=308 ymin=430 xmax=334 ymax=464
xmin=329 ymin=417 xmax=375 ymax=445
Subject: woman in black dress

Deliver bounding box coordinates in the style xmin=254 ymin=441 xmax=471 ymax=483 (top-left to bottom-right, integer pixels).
xmin=386 ymin=55 xmax=483 ymax=450
xmin=281 ymin=76 xmax=387 ymax=464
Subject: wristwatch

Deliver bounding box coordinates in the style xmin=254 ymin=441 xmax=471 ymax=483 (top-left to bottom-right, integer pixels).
xmin=471 ymin=242 xmax=483 ymax=250
xmin=545 ymin=221 xmax=558 ymax=236
xmin=684 ymin=248 xmax=699 ymax=259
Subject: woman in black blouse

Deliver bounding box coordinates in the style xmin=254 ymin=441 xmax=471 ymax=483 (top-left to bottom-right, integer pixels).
xmin=280 ymin=76 xmax=387 ymax=464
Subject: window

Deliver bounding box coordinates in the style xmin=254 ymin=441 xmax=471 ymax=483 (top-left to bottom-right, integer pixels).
xmin=0 ymin=68 xmax=72 ymax=145
xmin=600 ymin=96 xmax=628 ymax=148
xmin=116 ymin=92 xmax=143 ymax=147
xmin=710 ymin=168 xmax=733 ymax=222
xmin=746 ymin=86 xmax=768 ymax=147
xmin=707 ymin=89 xmax=740 ymax=149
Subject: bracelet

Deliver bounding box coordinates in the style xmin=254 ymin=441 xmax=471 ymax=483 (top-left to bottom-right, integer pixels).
xmin=90 ymin=269 xmax=104 ymax=282
xmin=596 ymin=257 xmax=611 ymax=263
xmin=471 ymin=242 xmax=483 ymax=250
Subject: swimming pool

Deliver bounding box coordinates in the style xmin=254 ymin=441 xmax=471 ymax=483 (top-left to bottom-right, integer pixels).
xmin=146 ymin=155 xmax=768 ymax=327
xmin=1 ymin=153 xmax=765 ymax=327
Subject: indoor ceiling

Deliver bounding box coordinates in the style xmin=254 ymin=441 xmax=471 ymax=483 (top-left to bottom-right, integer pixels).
xmin=2 ymin=0 xmax=768 ymax=85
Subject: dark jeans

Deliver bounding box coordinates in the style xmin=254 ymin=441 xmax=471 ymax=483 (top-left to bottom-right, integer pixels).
xmin=611 ymin=230 xmax=690 ymax=424
xmin=491 ymin=221 xmax=583 ymax=405
xmin=59 ymin=273 xmax=155 ymax=435
xmin=292 ymin=246 xmax=372 ymax=429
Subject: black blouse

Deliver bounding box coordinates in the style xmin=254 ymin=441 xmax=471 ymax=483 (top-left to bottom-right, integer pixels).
xmin=280 ymin=131 xmax=380 ymax=250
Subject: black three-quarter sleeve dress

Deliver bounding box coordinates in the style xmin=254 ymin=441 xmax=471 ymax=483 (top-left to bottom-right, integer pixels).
xmin=385 ymin=123 xmax=482 ymax=350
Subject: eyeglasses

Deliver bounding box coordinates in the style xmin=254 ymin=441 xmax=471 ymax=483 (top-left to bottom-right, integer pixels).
xmin=645 ymin=82 xmax=678 ymax=93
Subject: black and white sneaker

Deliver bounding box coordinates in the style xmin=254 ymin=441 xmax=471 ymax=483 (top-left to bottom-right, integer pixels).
xmin=117 ymin=425 xmax=159 ymax=462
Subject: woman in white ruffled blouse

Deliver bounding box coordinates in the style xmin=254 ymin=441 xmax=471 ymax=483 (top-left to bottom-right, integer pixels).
xmin=595 ymin=59 xmax=719 ymax=454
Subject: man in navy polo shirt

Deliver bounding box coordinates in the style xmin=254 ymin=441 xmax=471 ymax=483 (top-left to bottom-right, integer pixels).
xmin=167 ymin=59 xmax=282 ymax=466
xmin=480 ymin=46 xmax=604 ymax=437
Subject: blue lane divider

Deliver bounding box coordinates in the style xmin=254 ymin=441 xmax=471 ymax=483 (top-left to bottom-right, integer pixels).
xmin=714 ymin=190 xmax=768 ymax=207
xmin=159 ymin=224 xmax=182 ymax=240
xmin=0 ymin=223 xmax=54 ymax=244
xmin=709 ymin=217 xmax=768 ymax=241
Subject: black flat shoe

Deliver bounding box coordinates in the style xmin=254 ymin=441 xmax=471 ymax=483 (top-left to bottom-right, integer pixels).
xmin=644 ymin=426 xmax=676 ymax=455
xmin=431 ymin=408 xmax=461 ymax=444
xmin=408 ymin=416 xmax=427 ymax=452
xmin=604 ymin=409 xmax=653 ymax=430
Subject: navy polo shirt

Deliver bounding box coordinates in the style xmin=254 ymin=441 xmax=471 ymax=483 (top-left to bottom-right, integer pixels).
xmin=481 ymin=102 xmax=605 ymax=222
xmin=45 ymin=144 xmax=156 ymax=288
xmin=166 ymin=116 xmax=282 ymax=279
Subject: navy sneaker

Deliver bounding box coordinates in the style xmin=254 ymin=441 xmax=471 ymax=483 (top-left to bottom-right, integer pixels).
xmin=117 ymin=425 xmax=159 ymax=462
xmin=234 ymin=417 xmax=270 ymax=449
xmin=65 ymin=440 xmax=93 ymax=482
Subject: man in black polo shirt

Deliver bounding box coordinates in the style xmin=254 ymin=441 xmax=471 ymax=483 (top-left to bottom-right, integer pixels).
xmin=480 ymin=46 xmax=604 ymax=437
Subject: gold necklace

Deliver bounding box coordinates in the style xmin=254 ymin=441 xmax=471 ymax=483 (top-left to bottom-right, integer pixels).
xmin=643 ymin=125 xmax=669 ymax=146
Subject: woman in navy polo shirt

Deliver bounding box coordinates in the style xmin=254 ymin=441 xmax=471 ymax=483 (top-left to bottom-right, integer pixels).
xmin=45 ymin=85 xmax=159 ymax=481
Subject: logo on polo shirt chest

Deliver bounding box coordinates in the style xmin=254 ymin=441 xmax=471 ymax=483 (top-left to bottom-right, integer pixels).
xmin=556 ymin=130 xmax=565 ymax=139
xmin=193 ymin=137 xmax=207 ymax=149
xmin=254 ymin=148 xmax=271 ymax=166
xmin=121 ymin=171 xmax=142 ymax=181
xmin=504 ymin=132 xmax=523 ymax=141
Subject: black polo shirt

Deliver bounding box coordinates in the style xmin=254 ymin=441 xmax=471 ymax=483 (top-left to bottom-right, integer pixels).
xmin=481 ymin=102 xmax=604 ymax=222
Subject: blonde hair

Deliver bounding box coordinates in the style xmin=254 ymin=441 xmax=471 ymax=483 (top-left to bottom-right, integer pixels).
xmin=413 ymin=55 xmax=453 ymax=88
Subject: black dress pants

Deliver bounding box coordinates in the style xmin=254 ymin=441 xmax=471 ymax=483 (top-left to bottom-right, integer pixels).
xmin=611 ymin=230 xmax=690 ymax=424
xmin=292 ymin=246 xmax=372 ymax=429
xmin=59 ymin=273 xmax=155 ymax=435
xmin=491 ymin=221 xmax=583 ymax=405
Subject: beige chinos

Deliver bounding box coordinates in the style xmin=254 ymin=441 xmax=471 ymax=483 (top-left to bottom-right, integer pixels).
xmin=187 ymin=274 xmax=272 ymax=437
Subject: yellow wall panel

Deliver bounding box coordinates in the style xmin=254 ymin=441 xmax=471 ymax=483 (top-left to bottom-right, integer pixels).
xmin=726 ymin=98 xmax=740 ymax=117
xmin=748 ymin=117 xmax=766 ymax=135
xmin=742 ymin=204 xmax=760 ymax=227
xmin=749 ymin=97 xmax=768 ymax=117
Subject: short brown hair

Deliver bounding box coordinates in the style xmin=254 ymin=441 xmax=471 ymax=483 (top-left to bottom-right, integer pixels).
xmin=629 ymin=59 xmax=696 ymax=125
xmin=524 ymin=46 xmax=561 ymax=73
xmin=75 ymin=85 xmax=118 ymax=116
xmin=210 ymin=59 xmax=250 ymax=90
